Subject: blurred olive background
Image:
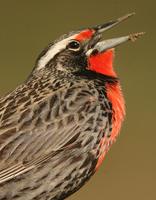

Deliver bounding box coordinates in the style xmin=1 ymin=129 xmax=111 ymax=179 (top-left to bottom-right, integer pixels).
xmin=0 ymin=0 xmax=155 ymax=200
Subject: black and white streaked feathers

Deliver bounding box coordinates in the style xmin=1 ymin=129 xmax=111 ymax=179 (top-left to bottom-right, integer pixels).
xmin=35 ymin=31 xmax=83 ymax=71
xmin=0 ymin=71 xmax=114 ymax=200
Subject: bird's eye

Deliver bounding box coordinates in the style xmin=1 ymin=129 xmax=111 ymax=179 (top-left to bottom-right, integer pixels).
xmin=68 ymin=40 xmax=81 ymax=51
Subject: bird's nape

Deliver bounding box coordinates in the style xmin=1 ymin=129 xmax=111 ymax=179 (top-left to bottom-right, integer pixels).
xmin=34 ymin=13 xmax=144 ymax=79
xmin=0 ymin=13 xmax=144 ymax=200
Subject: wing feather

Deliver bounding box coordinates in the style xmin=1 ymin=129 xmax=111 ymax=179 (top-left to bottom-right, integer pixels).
xmin=0 ymin=83 xmax=108 ymax=184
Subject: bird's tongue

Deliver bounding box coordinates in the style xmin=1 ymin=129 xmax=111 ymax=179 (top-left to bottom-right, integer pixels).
xmin=88 ymin=49 xmax=117 ymax=77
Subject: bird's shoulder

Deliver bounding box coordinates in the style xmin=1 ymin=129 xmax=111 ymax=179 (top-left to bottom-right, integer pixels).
xmin=0 ymin=79 xmax=99 ymax=124
xmin=0 ymin=79 xmax=111 ymax=184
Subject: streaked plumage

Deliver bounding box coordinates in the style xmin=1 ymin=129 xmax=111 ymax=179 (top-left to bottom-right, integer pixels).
xmin=0 ymin=13 xmax=143 ymax=200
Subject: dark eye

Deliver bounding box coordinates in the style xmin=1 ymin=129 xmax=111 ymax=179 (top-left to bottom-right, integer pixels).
xmin=68 ymin=40 xmax=81 ymax=51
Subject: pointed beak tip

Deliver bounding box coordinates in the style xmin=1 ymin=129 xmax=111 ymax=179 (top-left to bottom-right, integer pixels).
xmin=94 ymin=12 xmax=136 ymax=34
xmin=87 ymin=13 xmax=144 ymax=55
xmin=117 ymin=12 xmax=135 ymax=23
xmin=89 ymin=31 xmax=145 ymax=55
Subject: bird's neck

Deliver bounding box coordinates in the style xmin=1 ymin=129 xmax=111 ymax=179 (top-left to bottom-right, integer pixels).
xmin=74 ymin=69 xmax=125 ymax=142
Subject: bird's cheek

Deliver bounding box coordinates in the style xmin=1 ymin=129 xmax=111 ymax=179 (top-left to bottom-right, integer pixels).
xmin=88 ymin=49 xmax=117 ymax=77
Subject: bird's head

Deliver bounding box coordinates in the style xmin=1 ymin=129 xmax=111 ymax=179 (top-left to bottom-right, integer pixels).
xmin=34 ymin=13 xmax=144 ymax=79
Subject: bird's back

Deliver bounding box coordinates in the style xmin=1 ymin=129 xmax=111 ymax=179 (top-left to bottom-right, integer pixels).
xmin=0 ymin=76 xmax=112 ymax=200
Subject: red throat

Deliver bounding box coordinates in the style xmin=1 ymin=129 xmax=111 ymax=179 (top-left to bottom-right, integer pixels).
xmin=88 ymin=49 xmax=125 ymax=170
xmin=88 ymin=49 xmax=117 ymax=77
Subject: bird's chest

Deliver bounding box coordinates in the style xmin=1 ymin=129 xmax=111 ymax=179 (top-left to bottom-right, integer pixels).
xmin=94 ymin=83 xmax=125 ymax=170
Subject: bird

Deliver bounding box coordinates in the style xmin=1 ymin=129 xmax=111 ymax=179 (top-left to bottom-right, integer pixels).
xmin=0 ymin=13 xmax=144 ymax=200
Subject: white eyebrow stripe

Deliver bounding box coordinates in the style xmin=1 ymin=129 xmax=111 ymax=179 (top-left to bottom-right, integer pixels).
xmin=37 ymin=34 xmax=78 ymax=70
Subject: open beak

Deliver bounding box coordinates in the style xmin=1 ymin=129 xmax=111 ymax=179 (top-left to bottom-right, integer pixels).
xmin=88 ymin=13 xmax=145 ymax=55
xmin=94 ymin=32 xmax=144 ymax=53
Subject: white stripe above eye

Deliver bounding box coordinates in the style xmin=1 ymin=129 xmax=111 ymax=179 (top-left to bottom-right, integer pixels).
xmin=37 ymin=34 xmax=78 ymax=70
